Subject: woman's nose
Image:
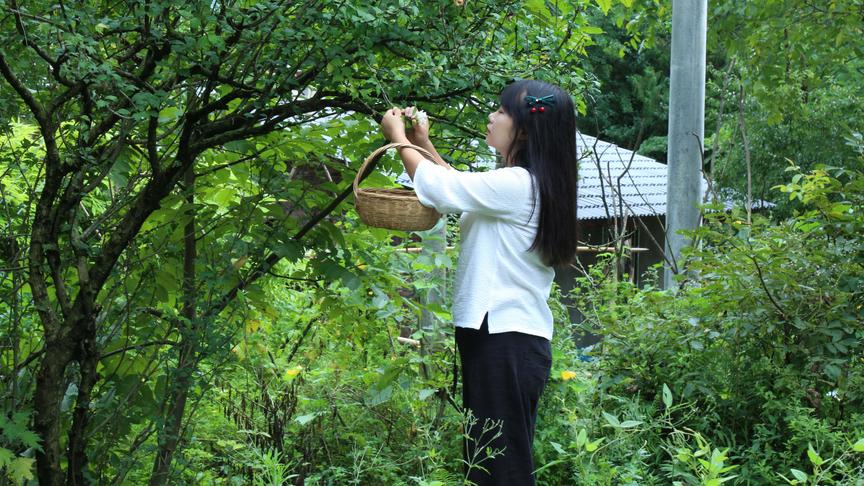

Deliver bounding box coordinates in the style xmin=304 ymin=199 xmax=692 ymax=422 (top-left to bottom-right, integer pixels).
xmin=488 ymin=113 xmax=494 ymax=123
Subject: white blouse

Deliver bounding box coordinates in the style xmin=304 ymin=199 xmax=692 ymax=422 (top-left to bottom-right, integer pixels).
xmin=413 ymin=159 xmax=555 ymax=340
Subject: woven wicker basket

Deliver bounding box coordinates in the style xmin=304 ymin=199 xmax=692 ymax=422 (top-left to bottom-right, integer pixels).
xmin=353 ymin=142 xmax=444 ymax=231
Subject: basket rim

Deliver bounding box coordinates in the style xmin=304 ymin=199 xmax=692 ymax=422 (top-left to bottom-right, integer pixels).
xmin=352 ymin=142 xmax=445 ymax=197
xmin=354 ymin=187 xmax=424 ymax=200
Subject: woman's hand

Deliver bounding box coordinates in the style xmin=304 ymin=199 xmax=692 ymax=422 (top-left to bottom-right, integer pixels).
xmin=380 ymin=107 xmax=408 ymax=143
xmin=404 ymin=106 xmax=430 ymax=146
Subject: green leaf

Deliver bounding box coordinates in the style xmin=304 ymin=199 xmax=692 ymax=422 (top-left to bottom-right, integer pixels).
xmin=585 ymin=438 xmax=604 ymax=452
xmin=576 ymin=428 xmax=587 ymax=448
xmin=0 ymin=414 xmax=41 ymax=450
xmin=418 ymin=388 xmax=436 ymax=401
xmin=853 ymin=438 xmax=864 ymax=452
xmin=595 ymin=0 xmax=612 ymax=14
xmin=316 ymin=260 xmax=361 ymax=290
xmin=365 ymin=384 xmax=393 ymax=407
xmin=210 ymin=188 xmax=235 ymax=207
xmin=365 ymin=359 xmax=406 ymax=406
xmin=662 ymin=383 xmax=673 ymax=409
xmin=524 ymin=0 xmax=548 ymax=16
xmin=158 ymin=106 xmax=181 ymax=123
xmin=0 ymin=448 xmax=13 ymax=467
xmin=824 ymin=363 xmax=842 ymax=379
xmin=9 ymin=457 xmax=35 ymax=483
xmin=294 ymin=413 xmax=320 ymax=426
xmin=550 ymin=441 xmax=566 ymax=454
xmin=374 ymin=360 xmax=406 ymax=390
xmin=790 ymin=469 xmax=808 ymax=482
xmin=272 ymin=240 xmax=302 ymax=260
xmin=154 ymin=267 xmax=179 ymax=298
xmin=619 ymin=420 xmax=643 ymax=428
xmin=807 ymin=444 xmax=824 ymax=466
xmin=602 ymin=412 xmax=620 ymax=427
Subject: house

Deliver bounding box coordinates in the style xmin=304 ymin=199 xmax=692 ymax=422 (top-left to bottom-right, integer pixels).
xmin=561 ymin=133 xmax=675 ymax=290
xmin=556 ymin=134 xmax=773 ymax=331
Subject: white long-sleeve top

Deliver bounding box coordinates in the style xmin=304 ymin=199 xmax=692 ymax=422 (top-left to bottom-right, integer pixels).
xmin=412 ymin=159 xmax=555 ymax=340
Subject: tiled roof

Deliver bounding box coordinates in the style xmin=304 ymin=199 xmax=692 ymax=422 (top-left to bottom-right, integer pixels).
xmin=576 ymin=134 xmax=773 ymax=220
xmin=577 ymin=134 xmax=678 ymax=220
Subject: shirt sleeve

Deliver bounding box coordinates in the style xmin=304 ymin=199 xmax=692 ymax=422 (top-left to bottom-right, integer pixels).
xmin=413 ymin=159 xmax=534 ymax=219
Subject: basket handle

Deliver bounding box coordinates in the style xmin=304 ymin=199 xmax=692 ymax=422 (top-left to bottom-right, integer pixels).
xmin=352 ymin=142 xmax=443 ymax=194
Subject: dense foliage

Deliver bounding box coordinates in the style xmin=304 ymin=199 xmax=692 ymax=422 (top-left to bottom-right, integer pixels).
xmin=0 ymin=0 xmax=615 ymax=483
xmin=555 ymin=166 xmax=864 ymax=485
xmin=579 ymin=0 xmax=864 ymax=216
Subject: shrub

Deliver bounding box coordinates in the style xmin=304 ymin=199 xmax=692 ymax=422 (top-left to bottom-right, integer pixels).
xmin=561 ymin=166 xmax=864 ymax=484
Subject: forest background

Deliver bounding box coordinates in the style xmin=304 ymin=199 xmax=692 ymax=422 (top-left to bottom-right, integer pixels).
xmin=0 ymin=0 xmax=862 ymax=484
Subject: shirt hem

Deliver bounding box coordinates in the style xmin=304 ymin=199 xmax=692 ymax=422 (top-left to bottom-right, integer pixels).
xmin=454 ymin=322 xmax=552 ymax=341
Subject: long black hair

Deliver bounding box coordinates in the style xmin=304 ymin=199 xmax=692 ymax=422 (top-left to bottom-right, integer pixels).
xmin=499 ymin=79 xmax=578 ymax=267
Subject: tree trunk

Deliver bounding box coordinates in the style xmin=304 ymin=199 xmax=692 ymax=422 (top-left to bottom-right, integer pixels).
xmin=34 ymin=343 xmax=73 ymax=486
xmin=149 ymin=345 xmax=195 ymax=485
xmin=66 ymin=315 xmax=100 ymax=485
xmin=150 ymin=167 xmax=198 ymax=485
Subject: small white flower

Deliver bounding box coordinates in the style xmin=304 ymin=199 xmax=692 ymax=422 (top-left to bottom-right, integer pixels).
xmin=414 ymin=110 xmax=428 ymax=128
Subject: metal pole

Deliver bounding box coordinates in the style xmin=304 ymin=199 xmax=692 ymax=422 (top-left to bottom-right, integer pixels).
xmin=664 ymin=0 xmax=707 ymax=288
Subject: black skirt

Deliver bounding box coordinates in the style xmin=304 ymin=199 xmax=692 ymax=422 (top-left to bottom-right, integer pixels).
xmin=456 ymin=314 xmax=552 ymax=486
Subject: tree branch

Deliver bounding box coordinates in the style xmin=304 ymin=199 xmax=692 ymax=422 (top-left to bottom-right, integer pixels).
xmin=205 ymin=143 xmax=385 ymax=319
xmin=84 ymin=39 xmax=170 ymax=147
xmin=744 ymin=252 xmax=790 ymax=321
xmin=0 ymin=53 xmax=48 ymax=127
xmin=7 ymin=0 xmax=74 ymax=86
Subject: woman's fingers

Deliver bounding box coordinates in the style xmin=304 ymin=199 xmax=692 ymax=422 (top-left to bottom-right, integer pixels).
xmin=382 ymin=108 xmax=402 ymax=124
xmin=380 ymin=107 xmax=408 ymax=142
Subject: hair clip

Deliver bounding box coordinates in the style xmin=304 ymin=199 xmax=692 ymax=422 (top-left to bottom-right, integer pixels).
xmin=524 ymin=95 xmax=555 ymax=113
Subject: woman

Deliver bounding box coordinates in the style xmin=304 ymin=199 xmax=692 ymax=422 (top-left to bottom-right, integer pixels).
xmin=380 ymin=79 xmax=579 ymax=485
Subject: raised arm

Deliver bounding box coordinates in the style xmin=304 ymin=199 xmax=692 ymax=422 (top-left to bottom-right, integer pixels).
xmin=404 ymin=106 xmax=450 ymax=168
xmin=380 ymin=107 xmax=451 ymax=179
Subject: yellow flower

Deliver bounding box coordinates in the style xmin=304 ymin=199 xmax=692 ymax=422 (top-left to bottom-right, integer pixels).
xmin=285 ymin=366 xmax=303 ymax=379
xmin=560 ymin=370 xmax=577 ymax=381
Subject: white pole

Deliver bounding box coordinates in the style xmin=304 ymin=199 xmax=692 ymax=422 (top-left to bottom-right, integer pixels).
xmin=664 ymin=0 xmax=708 ymax=288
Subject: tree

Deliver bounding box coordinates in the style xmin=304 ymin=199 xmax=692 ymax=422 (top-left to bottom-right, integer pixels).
xmin=0 ymin=0 xmax=614 ymax=482
xmin=579 ymin=0 xmax=864 ymax=216
xmin=576 ymin=1 xmax=671 ymax=156
xmin=707 ymin=0 xmax=864 ymax=215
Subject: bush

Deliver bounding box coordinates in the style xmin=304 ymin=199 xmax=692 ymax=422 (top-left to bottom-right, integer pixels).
xmin=557 ymin=166 xmax=864 ymax=484
xmin=150 ymin=166 xmax=863 ymax=485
